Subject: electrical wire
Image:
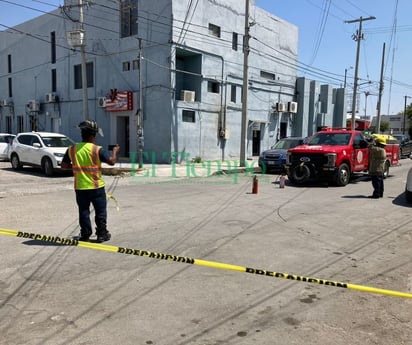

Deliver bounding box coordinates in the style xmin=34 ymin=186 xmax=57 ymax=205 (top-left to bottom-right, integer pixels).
xmin=2 ymin=0 xmax=412 ymax=96
xmin=308 ymin=0 xmax=331 ymax=67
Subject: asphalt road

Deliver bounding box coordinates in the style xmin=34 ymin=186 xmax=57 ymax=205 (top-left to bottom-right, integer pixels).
xmin=0 ymin=160 xmax=412 ymax=345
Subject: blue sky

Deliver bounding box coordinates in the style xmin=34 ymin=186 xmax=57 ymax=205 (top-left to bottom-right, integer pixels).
xmin=255 ymin=0 xmax=412 ymax=115
xmin=1 ymin=0 xmax=411 ymax=115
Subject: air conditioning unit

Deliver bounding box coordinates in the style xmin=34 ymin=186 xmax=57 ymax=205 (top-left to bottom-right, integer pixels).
xmin=27 ymin=100 xmax=40 ymax=112
xmin=180 ymin=90 xmax=195 ymax=102
xmin=276 ymin=102 xmax=286 ymax=112
xmin=45 ymin=92 xmax=57 ymax=103
xmin=98 ymin=97 xmax=106 ymax=108
xmin=288 ymin=101 xmax=298 ymax=113
xmin=1 ymin=99 xmax=8 ymax=107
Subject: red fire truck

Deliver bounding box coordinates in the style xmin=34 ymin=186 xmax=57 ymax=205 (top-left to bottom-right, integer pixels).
xmin=346 ymin=118 xmax=371 ymax=131
xmin=285 ymin=128 xmax=399 ymax=186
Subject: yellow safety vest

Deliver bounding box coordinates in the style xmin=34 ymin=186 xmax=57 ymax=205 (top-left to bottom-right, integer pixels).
xmin=69 ymin=142 xmax=105 ymax=190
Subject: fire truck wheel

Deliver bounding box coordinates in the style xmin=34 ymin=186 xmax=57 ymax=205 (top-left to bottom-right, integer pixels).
xmin=291 ymin=164 xmax=310 ymax=183
xmin=383 ymin=161 xmax=390 ymax=179
xmin=334 ymin=163 xmax=350 ymax=186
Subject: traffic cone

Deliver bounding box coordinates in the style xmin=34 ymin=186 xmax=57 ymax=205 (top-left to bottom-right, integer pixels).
xmin=252 ymin=175 xmax=258 ymax=194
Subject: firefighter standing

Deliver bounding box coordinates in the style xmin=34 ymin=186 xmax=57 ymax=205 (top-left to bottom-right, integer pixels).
xmin=368 ymin=137 xmax=386 ymax=199
xmin=62 ymin=120 xmax=120 ymax=242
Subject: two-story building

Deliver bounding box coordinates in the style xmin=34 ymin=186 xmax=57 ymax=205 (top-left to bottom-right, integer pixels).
xmin=0 ymin=0 xmax=346 ymax=163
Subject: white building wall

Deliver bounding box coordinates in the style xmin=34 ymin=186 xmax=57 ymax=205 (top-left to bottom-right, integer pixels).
xmin=0 ymin=0 xmax=299 ymax=163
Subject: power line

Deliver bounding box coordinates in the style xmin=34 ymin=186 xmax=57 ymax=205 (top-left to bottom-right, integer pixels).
xmin=2 ymin=0 xmax=412 ymax=97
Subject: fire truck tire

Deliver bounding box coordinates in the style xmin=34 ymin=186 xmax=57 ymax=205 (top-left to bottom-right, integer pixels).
xmin=291 ymin=164 xmax=310 ymax=183
xmin=334 ymin=163 xmax=350 ymax=186
xmin=383 ymin=161 xmax=390 ymax=179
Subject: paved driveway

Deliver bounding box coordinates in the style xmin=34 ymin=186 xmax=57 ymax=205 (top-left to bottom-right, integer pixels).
xmin=0 ymin=160 xmax=411 ymax=345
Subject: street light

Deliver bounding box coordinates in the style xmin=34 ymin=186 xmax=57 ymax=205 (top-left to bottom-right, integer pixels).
xmin=404 ymin=95 xmax=411 ymax=135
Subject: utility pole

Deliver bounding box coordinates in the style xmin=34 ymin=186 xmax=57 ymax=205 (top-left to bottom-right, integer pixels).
xmin=239 ymin=0 xmax=250 ymax=167
xmin=376 ymin=43 xmax=385 ymax=134
xmin=79 ymin=0 xmax=89 ymax=120
xmin=345 ymin=16 xmax=375 ymax=130
xmin=65 ymin=0 xmax=89 ymax=120
xmin=137 ymin=38 xmax=144 ymax=168
xmin=344 ymin=68 xmax=348 ymax=89
xmin=404 ymin=95 xmax=411 ymax=136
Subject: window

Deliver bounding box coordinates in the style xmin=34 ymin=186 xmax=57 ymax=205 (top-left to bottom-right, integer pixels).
xmin=208 ymin=23 xmax=221 ymax=38
xmin=17 ymin=116 xmax=24 ymax=133
xmin=8 ymin=78 xmax=12 ymax=97
xmin=17 ymin=134 xmax=32 ymax=146
xmin=260 ymin=71 xmax=276 ymax=80
xmin=6 ymin=117 xmax=12 ymax=133
xmin=208 ymin=81 xmax=220 ymax=94
xmin=122 ymin=61 xmax=131 ymax=71
xmin=230 ymin=85 xmax=237 ymax=103
xmin=232 ymin=32 xmax=238 ymax=51
xmin=132 ymin=59 xmax=139 ymax=70
xmin=51 ymin=69 xmax=56 ymax=92
xmin=7 ymin=54 xmax=11 ymax=73
xmin=51 ymin=31 xmax=56 ymax=64
xmin=120 ymin=0 xmax=138 ymax=38
xmin=182 ymin=110 xmax=195 ymax=123
xmin=74 ymin=62 xmax=94 ymax=89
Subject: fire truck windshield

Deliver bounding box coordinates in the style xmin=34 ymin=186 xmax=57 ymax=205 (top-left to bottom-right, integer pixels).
xmin=308 ymin=133 xmax=351 ymax=146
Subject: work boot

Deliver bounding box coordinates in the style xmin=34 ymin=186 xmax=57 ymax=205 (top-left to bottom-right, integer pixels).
xmin=96 ymin=231 xmax=111 ymax=243
xmin=78 ymin=230 xmax=91 ymax=242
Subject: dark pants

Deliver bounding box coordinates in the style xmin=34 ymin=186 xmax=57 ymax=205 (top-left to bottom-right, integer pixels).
xmin=75 ymin=187 xmax=107 ymax=237
xmin=371 ymin=174 xmax=384 ymax=197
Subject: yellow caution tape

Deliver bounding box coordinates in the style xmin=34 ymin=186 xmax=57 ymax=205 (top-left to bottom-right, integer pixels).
xmin=1 ymin=228 xmax=412 ymax=299
xmin=106 ymin=193 xmax=120 ymax=211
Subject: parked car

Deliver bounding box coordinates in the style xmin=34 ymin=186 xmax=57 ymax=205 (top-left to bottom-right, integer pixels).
xmin=0 ymin=133 xmax=15 ymax=161
xmin=405 ymin=166 xmax=412 ymax=203
xmin=8 ymin=132 xmax=74 ymax=176
xmin=393 ymin=134 xmax=412 ymax=158
xmin=259 ymin=137 xmax=305 ymax=173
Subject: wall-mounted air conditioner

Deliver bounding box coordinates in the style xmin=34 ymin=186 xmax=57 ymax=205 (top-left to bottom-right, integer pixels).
xmin=98 ymin=97 xmax=106 ymax=107
xmin=180 ymin=90 xmax=195 ymax=102
xmin=45 ymin=92 xmax=57 ymax=103
xmin=288 ymin=101 xmax=298 ymax=113
xmin=27 ymin=100 xmax=40 ymax=112
xmin=276 ymin=102 xmax=286 ymax=112
xmin=1 ymin=99 xmax=9 ymax=107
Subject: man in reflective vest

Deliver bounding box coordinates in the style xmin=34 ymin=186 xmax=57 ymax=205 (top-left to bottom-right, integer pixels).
xmin=62 ymin=120 xmax=120 ymax=242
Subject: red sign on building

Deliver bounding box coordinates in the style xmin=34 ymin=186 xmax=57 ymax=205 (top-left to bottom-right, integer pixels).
xmin=105 ymin=90 xmax=133 ymax=112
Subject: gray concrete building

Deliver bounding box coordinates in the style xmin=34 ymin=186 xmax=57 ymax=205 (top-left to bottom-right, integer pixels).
xmin=0 ymin=0 xmax=346 ymax=163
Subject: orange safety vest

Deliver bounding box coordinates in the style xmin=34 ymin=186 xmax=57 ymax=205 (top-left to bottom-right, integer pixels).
xmin=69 ymin=142 xmax=105 ymax=190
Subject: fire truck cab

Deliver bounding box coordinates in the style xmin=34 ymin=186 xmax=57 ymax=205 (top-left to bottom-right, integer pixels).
xmin=285 ymin=128 xmax=399 ymax=186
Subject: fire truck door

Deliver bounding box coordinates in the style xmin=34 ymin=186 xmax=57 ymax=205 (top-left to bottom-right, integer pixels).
xmin=352 ymin=134 xmax=369 ymax=171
